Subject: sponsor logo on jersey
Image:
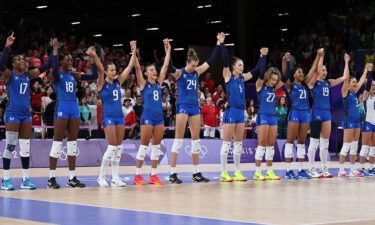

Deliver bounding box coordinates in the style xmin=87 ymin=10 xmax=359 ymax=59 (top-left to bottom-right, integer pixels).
xmin=58 ymin=112 xmax=63 ymax=116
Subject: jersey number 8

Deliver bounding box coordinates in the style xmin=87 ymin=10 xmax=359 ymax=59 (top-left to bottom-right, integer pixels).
xmin=153 ymin=90 xmax=159 ymax=101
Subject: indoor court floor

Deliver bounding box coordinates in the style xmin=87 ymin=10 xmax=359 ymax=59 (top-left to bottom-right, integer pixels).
xmin=1 ymin=162 xmax=375 ymax=225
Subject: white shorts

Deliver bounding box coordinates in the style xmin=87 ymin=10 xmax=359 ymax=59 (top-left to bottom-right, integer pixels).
xmin=204 ymin=125 xmax=216 ymax=138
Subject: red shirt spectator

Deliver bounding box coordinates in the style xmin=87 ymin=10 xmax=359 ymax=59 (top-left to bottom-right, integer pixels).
xmin=201 ymin=97 xmax=217 ymax=127
xmin=96 ymin=103 xmax=103 ymax=128
xmin=203 ymin=73 xmax=215 ymax=94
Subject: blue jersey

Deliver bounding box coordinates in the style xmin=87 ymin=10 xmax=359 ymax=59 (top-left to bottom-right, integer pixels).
xmin=100 ymin=80 xmax=123 ymax=118
xmin=226 ymin=74 xmax=245 ymax=110
xmin=54 ymin=71 xmax=77 ymax=102
xmin=177 ymin=68 xmax=199 ymax=106
xmin=290 ymin=82 xmax=310 ymax=110
xmin=6 ymin=72 xmax=31 ymax=116
xmin=342 ymin=91 xmax=360 ymax=122
xmin=312 ymin=80 xmax=330 ymax=110
xmin=142 ymin=80 xmax=163 ymax=121
xmin=258 ymin=85 xmax=276 ymax=115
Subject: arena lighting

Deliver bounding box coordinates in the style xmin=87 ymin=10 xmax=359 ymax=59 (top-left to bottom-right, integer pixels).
xmin=225 ymin=43 xmax=235 ymax=46
xmin=281 ymin=28 xmax=288 ymax=31
xmin=36 ymin=5 xmax=47 ymax=9
xmin=174 ymin=48 xmax=185 ymax=51
xmin=168 ymin=39 xmax=174 ymax=42
xmin=93 ymin=34 xmax=102 ymax=37
xmin=113 ymin=44 xmax=124 ymax=47
xmin=71 ymin=21 xmax=80 ymax=25
xmin=224 ymin=33 xmax=230 ymax=36
xmin=209 ymin=20 xmax=222 ymax=24
xmin=197 ymin=5 xmax=204 ymax=8
xmin=278 ymin=12 xmax=289 ymax=16
xmin=146 ymin=27 xmax=159 ymax=31
xmin=204 ymin=4 xmax=212 ymax=8
xmin=131 ymin=13 xmax=141 ymax=17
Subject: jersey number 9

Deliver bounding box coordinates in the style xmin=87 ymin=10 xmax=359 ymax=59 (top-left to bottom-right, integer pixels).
xmin=113 ymin=90 xmax=119 ymax=101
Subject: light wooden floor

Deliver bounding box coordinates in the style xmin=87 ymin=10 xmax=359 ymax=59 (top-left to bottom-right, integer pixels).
xmin=1 ymin=162 xmax=375 ymax=225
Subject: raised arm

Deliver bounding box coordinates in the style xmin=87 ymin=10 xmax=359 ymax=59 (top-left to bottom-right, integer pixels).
xmin=196 ymin=33 xmax=221 ymax=76
xmin=0 ymin=33 xmax=16 ymax=83
xmin=305 ymin=48 xmax=322 ymax=84
xmin=361 ymin=63 xmax=373 ymax=101
xmin=341 ymin=54 xmax=350 ymax=98
xmin=245 ymin=47 xmax=268 ymax=82
xmin=219 ymin=32 xmax=231 ymax=83
xmin=118 ymin=41 xmax=137 ymax=84
xmin=134 ymin=42 xmax=146 ymax=90
xmin=86 ymin=46 xmax=105 ymax=91
xmin=329 ymin=53 xmax=351 ymax=87
xmin=29 ymin=38 xmax=58 ymax=79
xmin=355 ymin=59 xmax=368 ymax=94
xmin=282 ymin=53 xmax=292 ymax=92
xmin=157 ymin=39 xmax=171 ymax=84
xmin=307 ymin=49 xmax=324 ymax=89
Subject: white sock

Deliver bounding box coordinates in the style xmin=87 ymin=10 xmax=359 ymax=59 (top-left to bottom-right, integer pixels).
xmin=308 ymin=138 xmax=319 ymax=169
xmin=370 ymin=164 xmax=374 ymax=170
xmin=220 ymin=154 xmax=228 ymax=172
xmin=170 ymin=167 xmax=176 ymax=175
xmin=298 ymin=162 xmax=303 ymax=171
xmin=319 ymin=137 xmax=329 ymax=167
xmin=193 ymin=165 xmax=199 ymax=174
xmin=256 ymin=166 xmax=261 ymax=172
xmin=267 ymin=166 xmax=272 ymax=172
xmin=151 ymin=168 xmax=157 ymax=175
xmin=350 ymin=164 xmax=355 ymax=171
xmin=69 ymin=170 xmax=76 ymax=180
xmin=49 ymin=170 xmax=56 ymax=178
xmin=136 ymin=168 xmax=142 ymax=175
xmin=220 ymin=141 xmax=230 ymax=172
xmin=22 ymin=169 xmax=29 ymax=180
xmin=99 ymin=159 xmax=110 ymax=178
xmin=339 ymin=164 xmax=345 ymax=172
xmin=112 ymin=161 xmax=120 ymax=178
xmin=3 ymin=170 xmax=10 ymax=180
xmin=286 ymin=163 xmax=291 ymax=171
xmin=233 ymin=141 xmax=242 ymax=172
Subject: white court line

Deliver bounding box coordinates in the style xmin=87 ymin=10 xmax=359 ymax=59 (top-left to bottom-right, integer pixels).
xmin=0 ymin=196 xmax=272 ymax=225
xmin=300 ymin=218 xmax=375 ymax=225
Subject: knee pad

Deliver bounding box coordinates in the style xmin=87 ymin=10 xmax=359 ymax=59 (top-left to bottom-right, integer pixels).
xmin=191 ymin=139 xmax=201 ymax=155
xmin=265 ymin=146 xmax=275 ymax=161
xmin=67 ymin=141 xmax=77 ymax=156
xmin=297 ymin=144 xmax=306 ymax=159
xmin=309 ymin=121 xmax=322 ymax=139
xmin=220 ymin=141 xmax=231 ymax=156
xmin=255 ymin=146 xmax=266 ymax=160
xmin=171 ymin=139 xmax=183 ymax=154
xmin=308 ymin=138 xmax=319 ymax=152
xmin=350 ymin=141 xmax=358 ymax=155
xmin=340 ymin=143 xmax=350 ymax=156
xmin=319 ymin=137 xmax=329 ymax=151
xmin=360 ymin=145 xmax=370 ymax=157
xmin=136 ymin=145 xmax=148 ymax=161
xmin=103 ymin=145 xmax=116 ymax=161
xmin=112 ymin=145 xmax=122 ymax=162
xmin=369 ymin=147 xmax=375 ymax=157
xmin=284 ymin=143 xmax=294 ymax=158
xmin=3 ymin=131 xmax=19 ymax=159
xmin=150 ymin=145 xmax=161 ymax=161
xmin=49 ymin=141 xmax=63 ymax=158
xmin=19 ymin=139 xmax=30 ymax=157
xmin=233 ymin=141 xmax=242 ymax=155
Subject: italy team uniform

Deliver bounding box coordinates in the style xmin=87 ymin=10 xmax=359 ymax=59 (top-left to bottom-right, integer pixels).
xmin=256 ymin=85 xmax=277 ymax=126
xmin=176 ymin=68 xmax=200 ymax=116
xmin=54 ymin=71 xmax=80 ymax=119
xmin=5 ymin=72 xmax=31 ymax=123
xmin=100 ymin=80 xmax=124 ymax=128
xmin=140 ymin=80 xmax=164 ymax=126
xmin=311 ymin=80 xmax=331 ymax=122
xmin=362 ymin=95 xmax=375 ymax=132
xmin=288 ymin=82 xmax=311 ymax=124
xmin=342 ymin=91 xmax=361 ymax=129
xmin=223 ymin=74 xmax=245 ymax=124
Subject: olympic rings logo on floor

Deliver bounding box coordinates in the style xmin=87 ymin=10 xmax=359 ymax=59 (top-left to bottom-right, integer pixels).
xmin=184 ymin=145 xmax=208 ymax=158
xmin=58 ymin=147 xmax=80 ymax=160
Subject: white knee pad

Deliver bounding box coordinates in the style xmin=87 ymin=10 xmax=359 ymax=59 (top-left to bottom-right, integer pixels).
xmin=255 ymin=146 xmax=266 ymax=160
xmin=220 ymin=141 xmax=231 ymax=156
xmin=319 ymin=137 xmax=329 ymax=151
xmin=297 ymin=144 xmax=306 ymax=159
xmin=150 ymin=145 xmax=161 ymax=161
xmin=191 ymin=139 xmax=201 ymax=155
xmin=350 ymin=141 xmax=358 ymax=155
xmin=49 ymin=141 xmax=63 ymax=158
xmin=19 ymin=139 xmax=30 ymax=157
xmin=284 ymin=143 xmax=294 ymax=158
xmin=308 ymin=138 xmax=319 ymax=152
xmin=265 ymin=146 xmax=275 ymax=161
xmin=340 ymin=142 xmax=350 ymax=156
xmin=112 ymin=145 xmax=122 ymax=162
xmin=171 ymin=139 xmax=183 ymax=154
xmin=67 ymin=141 xmax=77 ymax=156
xmin=370 ymin=147 xmax=375 ymax=157
xmin=360 ymin=145 xmax=370 ymax=157
xmin=3 ymin=131 xmax=19 ymax=159
xmin=233 ymin=141 xmax=242 ymax=155
xmin=136 ymin=145 xmax=148 ymax=161
xmin=103 ymin=145 xmax=116 ymax=161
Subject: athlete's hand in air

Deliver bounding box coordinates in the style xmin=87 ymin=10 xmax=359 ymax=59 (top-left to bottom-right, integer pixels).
xmin=130 ymin=41 xmax=137 ymax=53
xmin=365 ymin=63 xmax=373 ymax=71
xmin=85 ymin=46 xmax=96 ymax=56
xmin=5 ymin=32 xmax=15 ymax=47
xmin=317 ymin=48 xmax=325 ymax=57
xmin=282 ymin=52 xmax=291 ymax=61
xmin=217 ymin=32 xmax=225 ymax=44
xmin=163 ymin=39 xmax=171 ymax=53
xmin=260 ymin=47 xmax=268 ymax=56
xmin=344 ymin=53 xmax=350 ymax=63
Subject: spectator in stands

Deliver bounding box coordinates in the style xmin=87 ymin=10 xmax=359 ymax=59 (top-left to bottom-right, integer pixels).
xmin=31 ymin=79 xmax=44 ymax=113
xmin=245 ymin=105 xmax=257 ymax=138
xmin=201 ymin=96 xmax=217 ymax=138
xmin=162 ymin=94 xmax=172 ymax=126
xmin=41 ymin=85 xmax=53 ymax=112
xmin=124 ymin=89 xmax=135 ymax=107
xmin=123 ymin=99 xmax=137 ymax=138
xmin=79 ymin=97 xmax=91 ymax=126
xmin=164 ymin=73 xmax=175 ymax=89
xmin=203 ymin=72 xmax=215 ymax=94
xmin=276 ymin=96 xmax=288 ymax=139
xmin=133 ymin=96 xmax=143 ymax=122
xmin=42 ymin=93 xmax=57 ymax=139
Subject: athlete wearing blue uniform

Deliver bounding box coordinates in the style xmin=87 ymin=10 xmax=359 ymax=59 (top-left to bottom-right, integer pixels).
xmin=133 ymin=40 xmax=171 ymax=185
xmin=223 ymin=74 xmax=245 ymax=124
xmin=256 ymin=85 xmax=277 ymax=126
xmin=288 ymin=82 xmax=311 ymax=124
xmin=168 ymin=35 xmax=221 ymax=184
xmin=89 ymin=43 xmax=136 ymax=187
xmin=338 ymin=57 xmax=367 ymax=177
xmin=0 ymin=33 xmax=56 ymax=190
